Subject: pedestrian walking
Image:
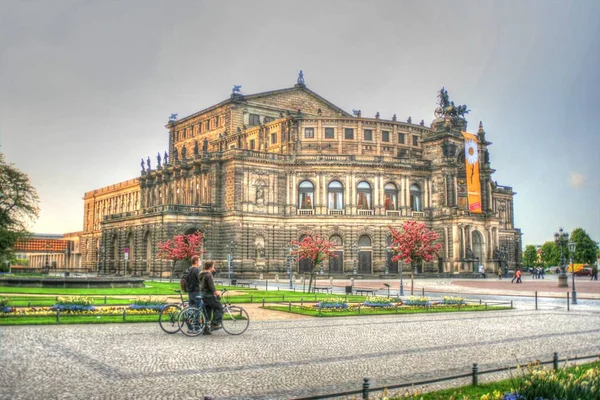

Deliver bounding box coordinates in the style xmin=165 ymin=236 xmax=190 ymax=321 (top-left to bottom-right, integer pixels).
xmin=497 ymin=267 xmax=502 ymax=280
xmin=592 ymin=264 xmax=598 ymax=281
xmin=479 ymin=264 xmax=486 ymax=279
xmin=512 ymin=268 xmax=522 ymax=284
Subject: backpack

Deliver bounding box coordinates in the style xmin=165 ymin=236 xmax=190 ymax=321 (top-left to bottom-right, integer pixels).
xmin=180 ymin=267 xmax=194 ymax=292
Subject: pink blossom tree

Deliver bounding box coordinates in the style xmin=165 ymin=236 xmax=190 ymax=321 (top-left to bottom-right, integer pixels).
xmin=389 ymin=221 xmax=442 ymax=294
xmin=156 ymin=231 xmax=204 ymax=280
xmin=291 ymin=234 xmax=337 ymax=293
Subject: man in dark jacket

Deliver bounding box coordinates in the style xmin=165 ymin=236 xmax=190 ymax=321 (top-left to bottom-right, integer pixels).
xmin=187 ymin=255 xmax=202 ymax=307
xmin=200 ymin=261 xmax=223 ymax=333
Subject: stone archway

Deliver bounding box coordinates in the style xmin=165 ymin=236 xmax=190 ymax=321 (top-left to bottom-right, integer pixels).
xmin=385 ymin=235 xmax=398 ymax=274
xmin=472 ymin=230 xmax=484 ymax=272
xmin=358 ymin=235 xmax=372 ymax=274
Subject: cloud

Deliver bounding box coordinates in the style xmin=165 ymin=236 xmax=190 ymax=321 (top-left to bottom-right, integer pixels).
xmin=568 ymin=172 xmax=587 ymax=189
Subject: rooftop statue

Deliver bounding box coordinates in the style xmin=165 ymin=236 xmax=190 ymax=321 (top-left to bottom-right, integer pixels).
xmin=157 ymin=152 xmax=161 ymax=167
xmin=297 ymin=70 xmax=305 ymax=85
xmin=164 ymin=151 xmax=169 ymax=165
xmin=232 ymin=85 xmax=242 ymax=94
xmin=169 ymin=113 xmax=178 ymax=122
xmin=434 ymin=88 xmax=470 ymax=120
xmin=141 ymin=158 xmax=145 ymax=172
xmin=146 ymin=156 xmax=151 ymax=170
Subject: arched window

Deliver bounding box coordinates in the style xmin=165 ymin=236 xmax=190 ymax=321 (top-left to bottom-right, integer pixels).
xmin=298 ymin=181 xmax=314 ymax=209
xmin=329 ymin=235 xmax=343 ymax=246
xmin=327 ymin=181 xmax=344 ymax=209
xmin=358 ymin=235 xmax=372 ymax=247
xmin=410 ymin=183 xmax=422 ymax=211
xmin=384 ymin=183 xmax=398 ymax=210
xmin=356 ymin=181 xmax=372 ymax=210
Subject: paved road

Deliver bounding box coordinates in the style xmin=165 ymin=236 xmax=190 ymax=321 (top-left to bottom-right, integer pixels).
xmin=1 ymin=307 xmax=599 ymax=399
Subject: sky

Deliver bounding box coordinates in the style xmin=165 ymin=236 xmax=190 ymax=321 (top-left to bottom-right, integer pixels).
xmin=1 ymin=0 xmax=599 ymax=247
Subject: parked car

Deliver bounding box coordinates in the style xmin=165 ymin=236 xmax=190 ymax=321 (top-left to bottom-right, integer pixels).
xmin=573 ymin=267 xmax=592 ymax=276
xmin=545 ymin=266 xmax=561 ymax=274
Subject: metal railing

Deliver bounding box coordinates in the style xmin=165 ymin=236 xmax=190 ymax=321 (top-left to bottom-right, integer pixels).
xmin=292 ymin=352 xmax=600 ymax=400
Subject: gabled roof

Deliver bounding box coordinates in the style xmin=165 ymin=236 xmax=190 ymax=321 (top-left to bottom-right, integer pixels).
xmin=172 ymin=84 xmax=352 ymax=125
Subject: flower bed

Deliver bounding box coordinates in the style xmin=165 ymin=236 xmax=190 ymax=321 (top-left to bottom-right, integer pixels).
xmin=403 ymin=296 xmax=431 ymax=306
xmin=316 ymin=296 xmax=348 ymax=309
xmin=440 ymin=296 xmax=466 ymax=305
xmin=51 ymin=304 xmax=96 ymax=312
xmin=363 ymin=295 xmax=395 ymax=308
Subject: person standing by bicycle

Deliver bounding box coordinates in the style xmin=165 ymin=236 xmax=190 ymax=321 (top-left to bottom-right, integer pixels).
xmin=187 ymin=256 xmax=202 ymax=306
xmin=200 ymin=260 xmax=224 ymax=333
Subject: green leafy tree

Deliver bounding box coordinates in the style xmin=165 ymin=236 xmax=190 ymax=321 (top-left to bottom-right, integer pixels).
xmin=0 ymin=154 xmax=40 ymax=264
xmin=523 ymin=245 xmax=538 ymax=267
xmin=540 ymin=241 xmax=560 ymax=268
xmin=569 ymin=228 xmax=599 ymax=264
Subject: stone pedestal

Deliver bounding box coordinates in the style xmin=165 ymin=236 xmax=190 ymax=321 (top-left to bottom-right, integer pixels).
xmin=558 ymin=273 xmax=569 ymax=288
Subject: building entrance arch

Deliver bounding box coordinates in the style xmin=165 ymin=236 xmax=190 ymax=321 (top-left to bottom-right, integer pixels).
xmin=358 ymin=235 xmax=372 ymax=274
xmin=472 ymin=230 xmax=484 ymax=271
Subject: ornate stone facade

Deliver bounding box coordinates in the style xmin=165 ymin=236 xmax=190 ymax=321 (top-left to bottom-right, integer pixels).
xmin=80 ymin=79 xmax=521 ymax=277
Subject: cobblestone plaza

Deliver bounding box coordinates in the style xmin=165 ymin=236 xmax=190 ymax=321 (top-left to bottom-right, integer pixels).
xmin=1 ymin=304 xmax=599 ymax=399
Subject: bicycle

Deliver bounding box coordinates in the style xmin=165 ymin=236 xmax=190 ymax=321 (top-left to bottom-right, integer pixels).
xmin=178 ymin=289 xmax=250 ymax=337
xmin=158 ymin=290 xmax=189 ymax=334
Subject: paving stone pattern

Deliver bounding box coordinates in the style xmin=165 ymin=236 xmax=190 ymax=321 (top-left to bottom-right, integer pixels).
xmin=1 ymin=308 xmax=599 ymax=399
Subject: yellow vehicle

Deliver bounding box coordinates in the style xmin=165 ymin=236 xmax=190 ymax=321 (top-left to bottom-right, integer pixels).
xmin=567 ymin=263 xmax=587 ymax=273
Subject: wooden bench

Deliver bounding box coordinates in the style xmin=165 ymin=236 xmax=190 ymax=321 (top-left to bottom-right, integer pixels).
xmin=313 ymin=286 xmax=331 ymax=294
xmin=235 ymin=281 xmax=253 ymax=288
xmin=214 ymin=280 xmax=225 ymax=286
xmin=354 ymin=288 xmax=376 ymax=296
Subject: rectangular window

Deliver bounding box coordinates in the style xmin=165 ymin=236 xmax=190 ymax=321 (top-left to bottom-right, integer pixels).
xmin=398 ymin=133 xmax=405 ymax=144
xmin=413 ymin=135 xmax=419 ymax=146
xmin=324 ymin=127 xmax=335 ymax=139
xmin=271 ymin=133 xmax=277 ymax=144
xmin=363 ymin=129 xmax=373 ymax=141
xmin=249 ymin=114 xmax=260 ymax=126
xmin=250 ymin=139 xmax=255 ymax=150
xmin=344 ymin=128 xmax=354 ymax=139
xmin=382 ymin=130 xmax=390 ymax=142
xmin=205 ymin=120 xmax=210 ymax=131
xmin=304 ymin=128 xmax=315 ymax=138
xmin=215 ymin=116 xmax=220 ymax=127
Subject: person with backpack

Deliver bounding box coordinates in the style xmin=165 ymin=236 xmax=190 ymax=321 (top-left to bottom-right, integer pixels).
xmin=200 ymin=260 xmax=223 ymax=334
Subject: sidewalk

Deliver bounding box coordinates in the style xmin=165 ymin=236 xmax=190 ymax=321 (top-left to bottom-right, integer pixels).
xmin=323 ymin=274 xmax=600 ymax=300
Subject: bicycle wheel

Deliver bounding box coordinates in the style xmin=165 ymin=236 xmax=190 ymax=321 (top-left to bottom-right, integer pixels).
xmin=158 ymin=304 xmax=182 ymax=334
xmin=221 ymin=306 xmax=249 ymax=335
xmin=178 ymin=307 xmax=207 ymax=337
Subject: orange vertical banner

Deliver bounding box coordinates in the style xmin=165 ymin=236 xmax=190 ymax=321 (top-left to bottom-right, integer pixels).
xmin=460 ymin=131 xmax=482 ymax=213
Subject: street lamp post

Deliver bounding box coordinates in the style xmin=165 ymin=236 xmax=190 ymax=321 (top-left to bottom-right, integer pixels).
xmin=383 ymin=244 xmax=389 ymax=275
xmin=45 ymin=242 xmax=51 ymax=274
xmin=351 ymin=242 xmax=359 ymax=275
xmin=399 ymin=260 xmax=404 ymax=297
xmin=226 ymin=240 xmax=236 ymax=283
xmin=287 ymin=244 xmax=296 ymax=289
xmin=554 ymin=228 xmax=569 ymax=288
xmin=569 ymin=240 xmax=577 ymax=304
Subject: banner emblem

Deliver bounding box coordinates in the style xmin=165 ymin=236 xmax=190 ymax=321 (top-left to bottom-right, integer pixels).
xmin=461 ymin=131 xmax=482 ymax=213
